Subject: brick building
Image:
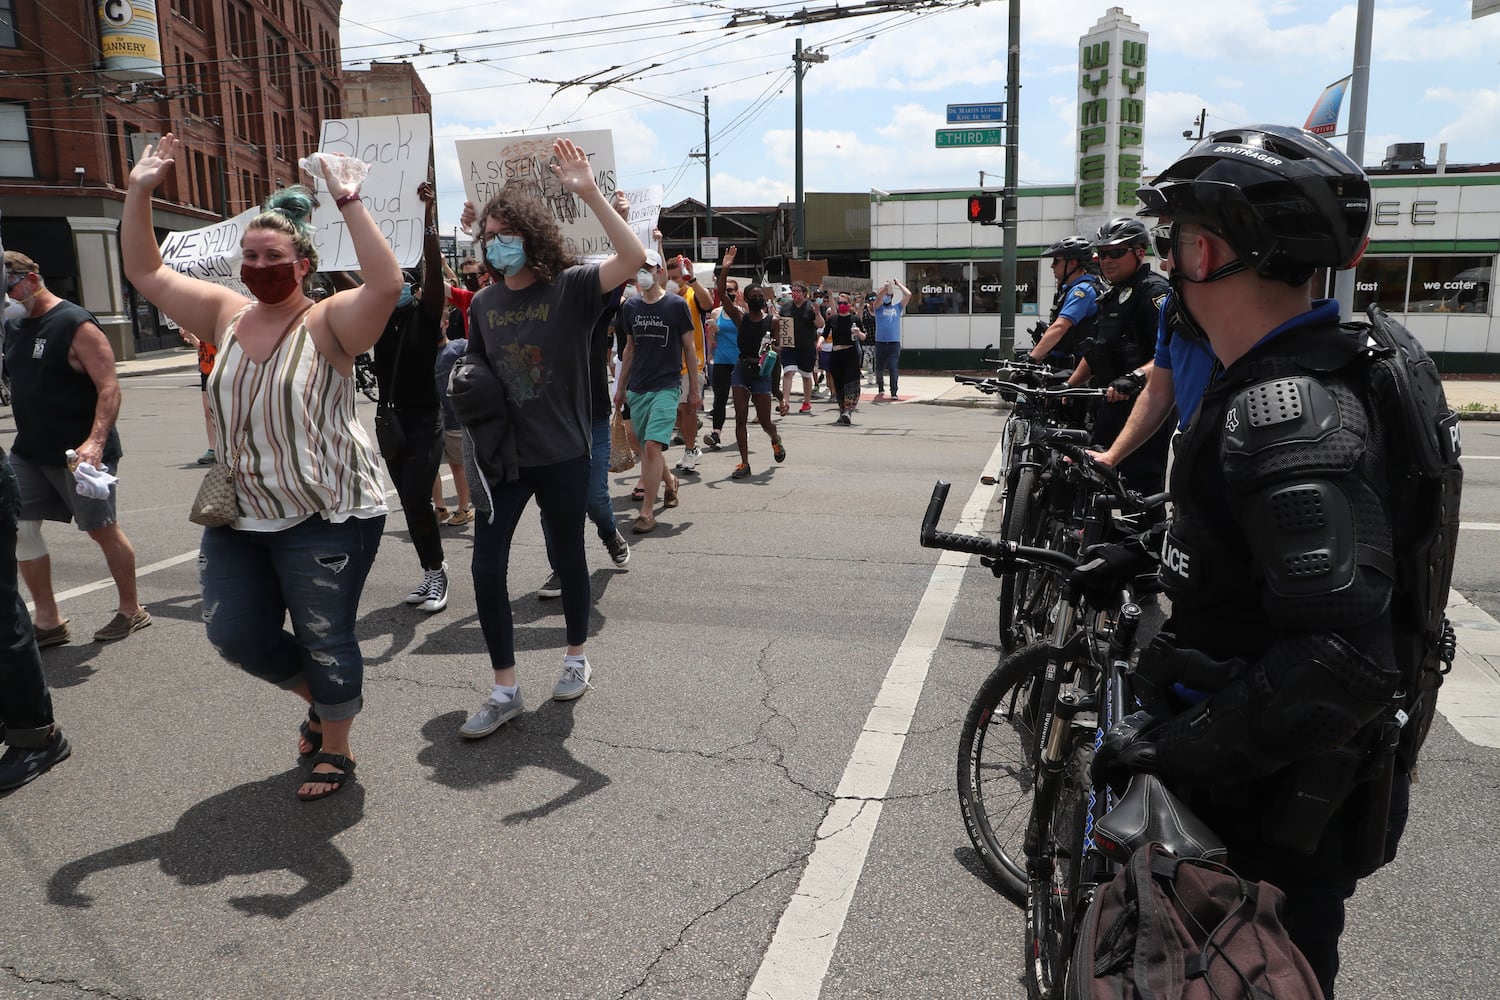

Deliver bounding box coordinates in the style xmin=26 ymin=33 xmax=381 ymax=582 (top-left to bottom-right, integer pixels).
xmin=0 ymin=0 xmax=343 ymax=356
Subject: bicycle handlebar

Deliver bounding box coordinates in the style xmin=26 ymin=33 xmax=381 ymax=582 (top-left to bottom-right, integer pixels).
xmin=953 ymin=375 xmax=1109 ymax=401
xmin=919 ymin=481 xmax=1081 ymax=573
xmin=1046 ymin=441 xmax=1174 ymax=516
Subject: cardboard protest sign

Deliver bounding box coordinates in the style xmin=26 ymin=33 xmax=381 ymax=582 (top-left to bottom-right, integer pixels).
xmin=789 ymin=258 xmax=830 ymax=286
xmin=155 ymin=208 xmax=259 ymax=324
xmin=822 ymin=275 xmax=872 ymax=295
xmin=455 ymin=130 xmax=620 ymax=261
xmin=306 ymin=113 xmax=432 ymax=270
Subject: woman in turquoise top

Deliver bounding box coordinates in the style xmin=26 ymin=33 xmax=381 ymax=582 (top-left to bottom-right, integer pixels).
xmin=702 ymin=279 xmax=741 ymax=451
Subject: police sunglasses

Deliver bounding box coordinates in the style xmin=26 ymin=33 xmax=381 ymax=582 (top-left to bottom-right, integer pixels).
xmin=1150 ymin=223 xmax=1176 ymax=259
xmin=1096 ymin=247 xmax=1135 ymax=260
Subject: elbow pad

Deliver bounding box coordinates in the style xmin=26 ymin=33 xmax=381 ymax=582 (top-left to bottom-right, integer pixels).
xmin=1151 ymin=632 xmax=1398 ymax=785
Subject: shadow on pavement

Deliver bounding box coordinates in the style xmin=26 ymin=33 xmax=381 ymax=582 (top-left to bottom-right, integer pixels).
xmin=47 ymin=768 xmax=365 ymax=919
xmin=417 ymin=702 xmax=609 ymax=825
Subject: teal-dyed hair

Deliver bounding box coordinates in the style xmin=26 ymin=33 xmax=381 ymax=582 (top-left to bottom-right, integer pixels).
xmin=245 ymin=185 xmax=319 ymax=270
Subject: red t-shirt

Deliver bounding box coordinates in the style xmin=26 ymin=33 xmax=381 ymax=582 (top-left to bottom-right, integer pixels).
xmin=448 ymin=286 xmax=475 ymax=338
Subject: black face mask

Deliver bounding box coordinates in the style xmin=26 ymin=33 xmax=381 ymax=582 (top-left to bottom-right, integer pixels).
xmin=463 ymin=274 xmax=480 ymax=292
xmin=745 ymin=295 xmax=766 ymax=312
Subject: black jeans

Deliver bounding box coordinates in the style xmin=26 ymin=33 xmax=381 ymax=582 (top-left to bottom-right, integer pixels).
xmin=708 ymin=362 xmax=734 ymax=433
xmin=472 ymin=455 xmax=591 ymax=670
xmin=0 ymin=455 xmax=53 ymax=745
xmin=378 ymin=407 xmax=445 ymax=571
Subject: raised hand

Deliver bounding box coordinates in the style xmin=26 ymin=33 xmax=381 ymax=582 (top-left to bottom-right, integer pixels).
xmin=129 ymin=133 xmax=178 ymax=192
xmin=721 ymin=245 xmax=738 ymax=267
xmin=311 ymin=153 xmax=360 ymax=203
xmin=549 ymin=138 xmax=598 ymax=198
xmin=612 ymin=189 xmax=631 ymax=221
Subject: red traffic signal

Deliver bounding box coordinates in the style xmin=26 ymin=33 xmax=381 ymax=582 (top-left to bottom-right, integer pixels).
xmin=967 ymin=194 xmax=997 ymax=224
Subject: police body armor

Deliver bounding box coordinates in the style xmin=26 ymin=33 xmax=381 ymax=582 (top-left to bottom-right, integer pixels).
xmin=1083 ymin=265 xmax=1167 ymax=388
xmin=1048 ymin=272 xmax=1103 ymax=368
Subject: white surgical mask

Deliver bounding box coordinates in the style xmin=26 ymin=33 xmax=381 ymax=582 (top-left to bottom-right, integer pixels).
xmin=665 ymin=279 xmax=681 ymax=296
xmin=637 ymin=269 xmax=655 ymax=291
xmin=3 ymin=297 xmax=25 ymax=323
xmin=621 ymin=284 xmax=640 ymax=301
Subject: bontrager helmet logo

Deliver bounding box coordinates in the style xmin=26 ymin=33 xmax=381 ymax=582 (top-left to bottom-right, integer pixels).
xmin=1213 ymin=144 xmax=1284 ymax=167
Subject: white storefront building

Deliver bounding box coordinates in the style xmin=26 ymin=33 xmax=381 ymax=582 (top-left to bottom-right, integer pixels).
xmin=868 ymin=8 xmax=1499 ymax=372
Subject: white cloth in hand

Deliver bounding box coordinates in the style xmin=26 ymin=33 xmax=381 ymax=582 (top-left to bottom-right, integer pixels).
xmin=73 ymin=462 xmax=118 ymax=500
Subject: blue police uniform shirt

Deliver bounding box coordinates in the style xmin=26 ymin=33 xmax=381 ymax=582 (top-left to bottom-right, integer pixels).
xmin=1152 ymin=293 xmax=1219 ymax=429
xmin=1056 ymin=273 xmax=1100 ymax=326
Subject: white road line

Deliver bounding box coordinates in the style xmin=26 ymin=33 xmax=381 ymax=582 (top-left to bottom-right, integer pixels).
xmin=1460 ymin=523 xmax=1500 ymax=531
xmin=1440 ymin=592 xmax=1500 ymax=749
xmin=748 ymin=437 xmax=1006 ymax=1000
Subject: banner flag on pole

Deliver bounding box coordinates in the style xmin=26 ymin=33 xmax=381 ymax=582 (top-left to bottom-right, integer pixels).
xmin=1304 ymin=75 xmax=1353 ymax=136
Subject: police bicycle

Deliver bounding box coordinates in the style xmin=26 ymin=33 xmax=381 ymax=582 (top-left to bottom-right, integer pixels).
xmin=955 ymin=367 xmax=1107 ymax=652
xmin=923 ymin=473 xmax=1222 ymax=999
xmin=927 ymin=444 xmax=1168 ymax=898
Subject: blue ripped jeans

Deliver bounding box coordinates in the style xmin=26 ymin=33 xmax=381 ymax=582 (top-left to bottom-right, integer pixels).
xmin=200 ymin=514 xmax=384 ymax=722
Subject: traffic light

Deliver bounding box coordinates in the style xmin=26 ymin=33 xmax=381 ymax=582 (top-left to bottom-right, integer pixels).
xmin=967 ymin=193 xmax=997 ymax=224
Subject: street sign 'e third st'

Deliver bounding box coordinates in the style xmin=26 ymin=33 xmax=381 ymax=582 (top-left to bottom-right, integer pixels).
xmin=936 ymin=128 xmax=1005 ymax=148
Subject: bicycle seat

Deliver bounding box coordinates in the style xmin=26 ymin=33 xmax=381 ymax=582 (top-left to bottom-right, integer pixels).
xmin=1093 ymin=774 xmax=1227 ymax=864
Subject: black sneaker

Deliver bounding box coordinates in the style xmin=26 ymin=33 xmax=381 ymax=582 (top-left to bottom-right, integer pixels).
xmin=702 ymin=431 xmax=722 ymax=452
xmin=0 ymin=731 xmax=71 ymax=793
xmin=837 ymin=413 xmax=852 ymax=426
xmin=420 ymin=564 xmax=449 ymax=613
xmin=603 ymin=531 xmax=631 ymax=567
xmin=537 ymin=571 xmax=563 ymax=599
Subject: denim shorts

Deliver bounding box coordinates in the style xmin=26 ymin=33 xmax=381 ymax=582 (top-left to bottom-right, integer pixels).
xmin=626 ymin=386 xmax=681 ymax=445
xmin=730 ymin=360 xmax=772 ymax=394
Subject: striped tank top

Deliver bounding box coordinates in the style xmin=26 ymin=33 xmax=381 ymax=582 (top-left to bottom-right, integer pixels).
xmin=207 ymin=306 xmax=388 ymax=531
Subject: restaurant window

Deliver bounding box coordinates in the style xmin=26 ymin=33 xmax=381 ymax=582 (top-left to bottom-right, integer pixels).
xmin=1407 ymin=255 xmax=1491 ymax=315
xmin=906 ymin=262 xmax=968 ymax=315
xmin=972 ymin=260 xmax=1041 ymax=315
xmin=1351 ymin=256 xmax=1409 ymax=314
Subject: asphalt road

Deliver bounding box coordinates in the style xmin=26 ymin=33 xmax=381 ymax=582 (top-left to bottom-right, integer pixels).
xmin=1 ymin=375 xmax=1497 ymax=999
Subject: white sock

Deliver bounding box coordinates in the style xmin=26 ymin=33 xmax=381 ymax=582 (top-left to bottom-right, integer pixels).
xmin=564 ymin=653 xmax=588 ymax=669
xmin=492 ymin=683 xmax=518 ymax=703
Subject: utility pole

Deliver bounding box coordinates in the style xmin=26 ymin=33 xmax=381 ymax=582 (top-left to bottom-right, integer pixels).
xmin=1000 ymin=0 xmax=1021 ymax=349
xmin=689 ymin=95 xmax=713 ymax=240
xmin=1182 ymin=108 xmax=1206 ymax=142
xmin=793 ymin=38 xmax=827 ymax=259
xmin=1333 ymin=0 xmax=1374 ymax=320
xmin=704 ymin=95 xmax=712 ymax=238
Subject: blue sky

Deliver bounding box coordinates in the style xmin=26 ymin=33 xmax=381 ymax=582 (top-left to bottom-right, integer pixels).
xmin=336 ymin=1 xmax=1500 ymax=234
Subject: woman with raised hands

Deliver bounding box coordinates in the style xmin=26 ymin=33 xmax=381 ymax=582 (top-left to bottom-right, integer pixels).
xmin=121 ymin=133 xmax=402 ymax=802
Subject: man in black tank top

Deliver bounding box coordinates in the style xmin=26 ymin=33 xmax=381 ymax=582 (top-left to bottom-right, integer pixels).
xmin=2 ymin=250 xmax=150 ymax=648
xmin=0 ymin=246 xmax=72 ymax=791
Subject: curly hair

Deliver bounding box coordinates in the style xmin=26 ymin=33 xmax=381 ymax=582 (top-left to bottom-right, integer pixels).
xmin=245 ymin=185 xmax=320 ymax=272
xmin=477 ymin=188 xmax=575 ymax=285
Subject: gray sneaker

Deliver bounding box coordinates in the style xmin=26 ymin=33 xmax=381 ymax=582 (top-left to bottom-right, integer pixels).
xmin=603 ymin=531 xmax=631 ymax=567
xmin=553 ymin=657 xmax=593 ymax=701
xmin=459 ymin=690 xmax=525 ymax=739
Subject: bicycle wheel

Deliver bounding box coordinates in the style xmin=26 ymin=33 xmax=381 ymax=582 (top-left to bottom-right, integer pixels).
xmin=957 ymin=642 xmax=1050 ymax=904
xmin=1025 ymin=741 xmax=1092 ymax=1000
xmin=997 ymin=464 xmax=1038 ymax=652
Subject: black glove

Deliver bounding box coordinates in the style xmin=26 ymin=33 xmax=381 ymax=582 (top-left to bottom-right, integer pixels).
xmin=1014 ymin=346 xmax=1034 ymax=363
xmin=1091 ymin=709 xmax=1162 ymax=792
xmin=1109 ymin=371 xmax=1146 ymax=399
xmin=1069 ymin=532 xmax=1159 ymax=599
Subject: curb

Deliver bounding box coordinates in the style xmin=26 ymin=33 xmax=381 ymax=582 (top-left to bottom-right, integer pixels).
xmin=116 ymin=362 xmax=197 ymax=379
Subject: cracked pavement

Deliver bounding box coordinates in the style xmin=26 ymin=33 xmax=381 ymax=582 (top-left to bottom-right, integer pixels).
xmin=1 ymin=378 xmax=1497 ymax=998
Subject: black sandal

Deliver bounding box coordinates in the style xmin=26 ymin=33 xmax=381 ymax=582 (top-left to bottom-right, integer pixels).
xmin=298 ymin=708 xmax=323 ymax=758
xmin=298 ymin=752 xmax=355 ymax=801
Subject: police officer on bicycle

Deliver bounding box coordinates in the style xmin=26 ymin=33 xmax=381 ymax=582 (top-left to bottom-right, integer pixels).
xmin=1028 ymin=235 xmax=1100 ymax=371
xmin=1097 ymin=125 xmax=1403 ymax=999
xmin=1066 ymin=218 xmax=1172 ymax=497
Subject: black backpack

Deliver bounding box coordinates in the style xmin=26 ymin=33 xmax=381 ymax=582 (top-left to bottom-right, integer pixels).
xmin=1355 ymin=305 xmax=1463 ymax=783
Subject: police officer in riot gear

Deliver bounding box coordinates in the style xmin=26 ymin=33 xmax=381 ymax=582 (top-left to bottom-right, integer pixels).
xmin=1095 ymin=125 xmax=1400 ymax=999
xmin=1029 ymin=235 xmax=1100 ymax=370
xmin=1066 ymin=218 xmax=1172 ymax=495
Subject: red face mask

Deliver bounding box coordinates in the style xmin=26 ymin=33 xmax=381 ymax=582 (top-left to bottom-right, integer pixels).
xmin=240 ymin=261 xmax=302 ymax=303
xmin=837 ymin=303 xmax=851 ymax=314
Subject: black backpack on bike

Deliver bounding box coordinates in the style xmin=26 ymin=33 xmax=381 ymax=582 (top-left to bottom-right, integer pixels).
xmin=1064 ymin=841 xmax=1324 ymax=1000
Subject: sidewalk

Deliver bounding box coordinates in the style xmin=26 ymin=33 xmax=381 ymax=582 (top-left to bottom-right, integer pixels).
xmin=119 ymin=350 xmax=1500 ymax=418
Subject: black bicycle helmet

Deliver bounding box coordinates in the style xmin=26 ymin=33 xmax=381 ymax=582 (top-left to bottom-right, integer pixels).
xmin=1136 ymin=124 xmax=1370 ymax=285
xmin=1094 ymin=217 xmax=1150 ymax=249
xmin=1043 ymin=235 xmax=1094 ymax=261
